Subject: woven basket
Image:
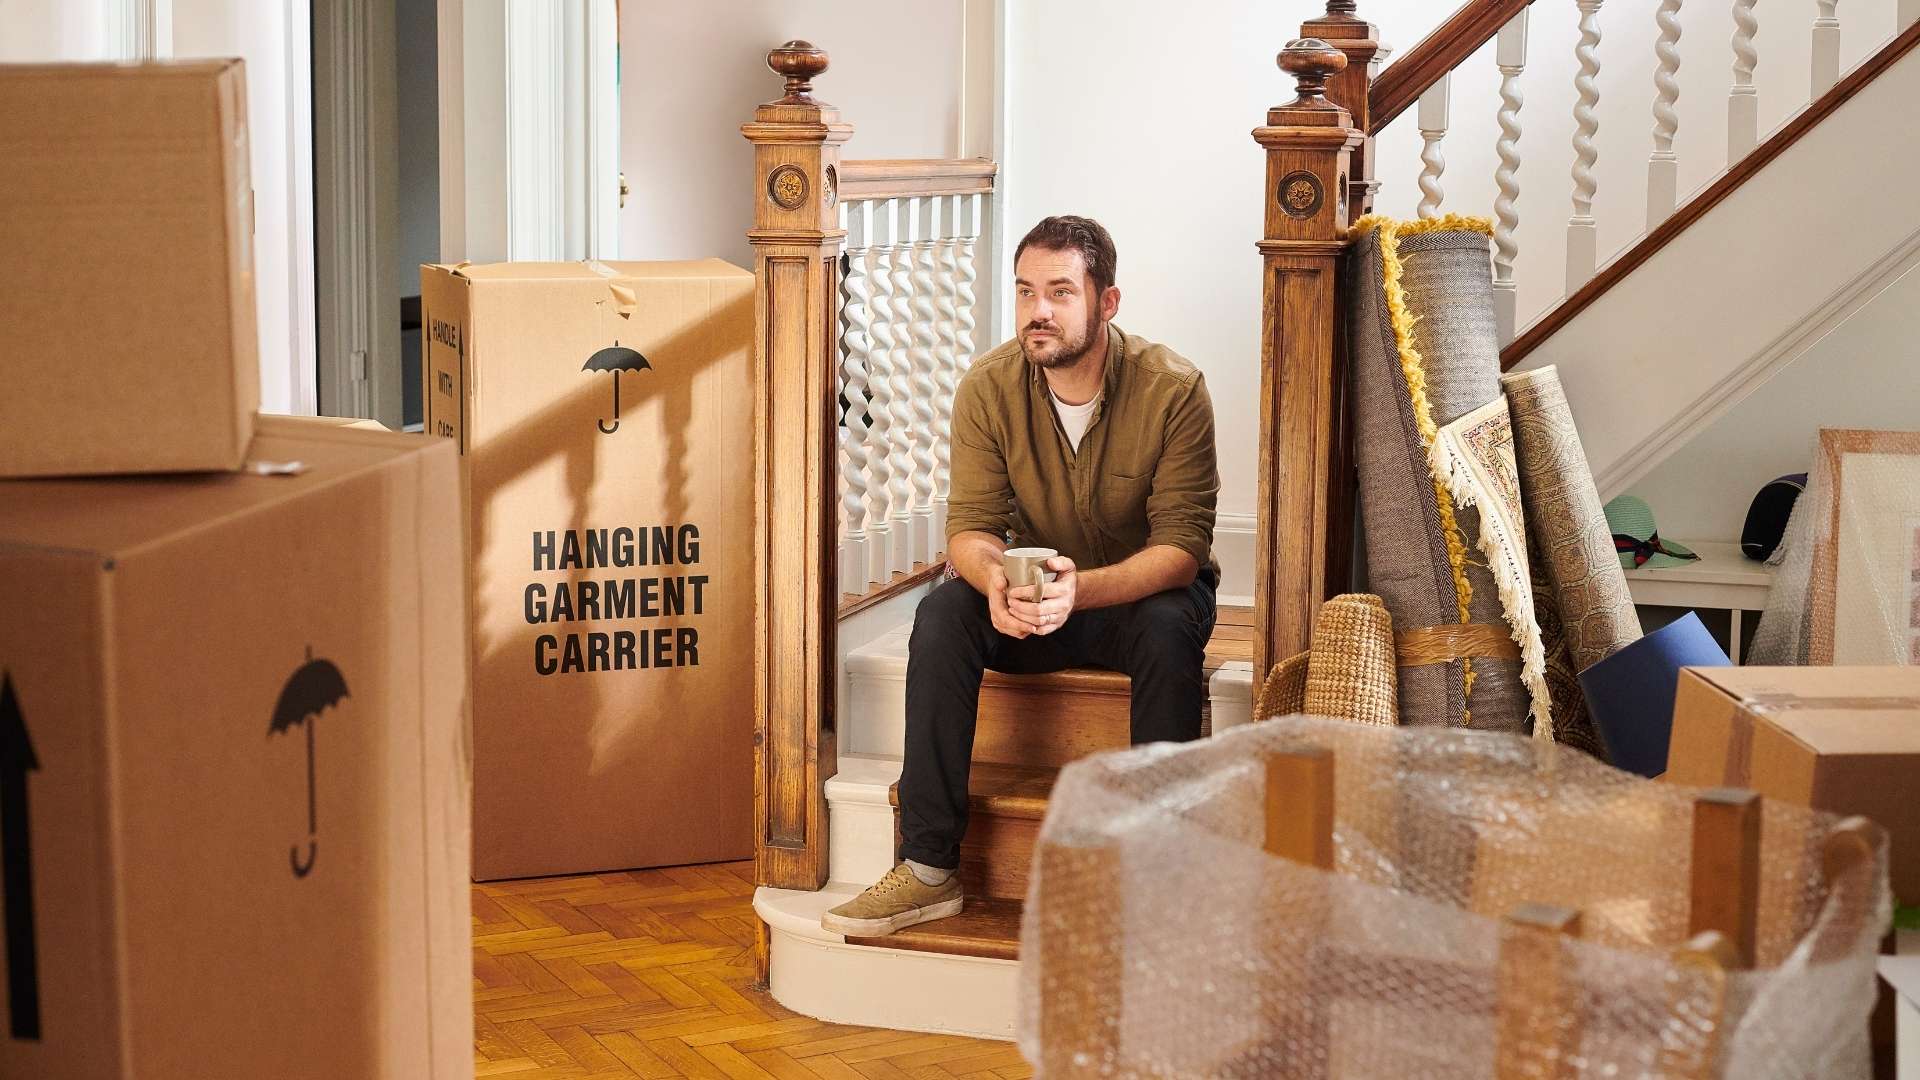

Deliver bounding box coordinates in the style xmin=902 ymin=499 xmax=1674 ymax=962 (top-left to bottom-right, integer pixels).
xmin=1254 ymin=593 xmax=1398 ymax=727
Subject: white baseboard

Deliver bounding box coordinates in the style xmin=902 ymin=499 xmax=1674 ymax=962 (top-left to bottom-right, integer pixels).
xmin=1214 ymin=511 xmax=1254 ymax=603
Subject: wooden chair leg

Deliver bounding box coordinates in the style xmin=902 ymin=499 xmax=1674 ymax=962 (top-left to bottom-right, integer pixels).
xmin=1690 ymin=789 xmax=1761 ymax=968
xmin=1266 ymin=748 xmax=1335 ymax=868
xmin=1656 ymin=931 xmax=1738 ymax=1080
xmin=1262 ymin=749 xmax=1336 ymax=1077
xmin=1038 ymin=835 xmax=1123 ymax=1078
xmin=1496 ymin=903 xmax=1584 ymax=1080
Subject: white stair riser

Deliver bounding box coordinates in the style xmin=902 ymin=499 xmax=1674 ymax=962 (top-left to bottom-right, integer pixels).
xmin=829 ymin=795 xmax=898 ymax=886
xmin=756 ymin=885 xmax=1020 ymax=1041
xmin=845 ymin=665 xmax=909 ymax=758
xmin=766 ymin=928 xmax=1019 ymax=1040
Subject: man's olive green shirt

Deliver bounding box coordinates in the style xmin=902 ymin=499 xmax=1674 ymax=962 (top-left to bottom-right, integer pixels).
xmin=946 ymin=325 xmax=1220 ymax=582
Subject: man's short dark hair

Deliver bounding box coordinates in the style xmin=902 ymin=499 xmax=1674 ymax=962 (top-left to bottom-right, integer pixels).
xmin=1015 ymin=215 xmax=1117 ymax=296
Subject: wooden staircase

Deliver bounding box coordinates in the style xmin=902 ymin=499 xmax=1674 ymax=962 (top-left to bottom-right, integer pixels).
xmin=841 ymin=610 xmax=1254 ymax=964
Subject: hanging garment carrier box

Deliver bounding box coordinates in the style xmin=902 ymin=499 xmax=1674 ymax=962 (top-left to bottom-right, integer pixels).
xmin=420 ymin=259 xmax=756 ymax=880
xmin=0 ymin=416 xmax=471 ymax=1080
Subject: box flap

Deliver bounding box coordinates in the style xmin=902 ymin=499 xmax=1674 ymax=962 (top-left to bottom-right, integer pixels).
xmin=0 ymin=59 xmax=240 ymax=80
xmin=0 ymin=417 xmax=444 ymax=560
xmin=428 ymin=258 xmax=750 ymax=283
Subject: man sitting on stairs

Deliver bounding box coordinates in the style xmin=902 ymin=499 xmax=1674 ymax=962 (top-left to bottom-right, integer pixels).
xmin=823 ymin=215 xmax=1220 ymax=937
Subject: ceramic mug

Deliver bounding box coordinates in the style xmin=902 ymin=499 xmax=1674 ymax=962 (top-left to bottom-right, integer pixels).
xmin=1002 ymin=547 xmax=1057 ymax=601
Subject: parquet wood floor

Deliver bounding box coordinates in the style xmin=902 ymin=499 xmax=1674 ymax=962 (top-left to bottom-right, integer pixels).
xmin=473 ymin=862 xmax=1033 ymax=1079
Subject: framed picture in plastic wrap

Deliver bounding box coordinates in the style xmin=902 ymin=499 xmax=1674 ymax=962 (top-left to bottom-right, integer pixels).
xmin=1810 ymin=429 xmax=1920 ymax=664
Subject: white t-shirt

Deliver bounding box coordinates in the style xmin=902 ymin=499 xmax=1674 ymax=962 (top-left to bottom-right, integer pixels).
xmin=1053 ymin=391 xmax=1100 ymax=452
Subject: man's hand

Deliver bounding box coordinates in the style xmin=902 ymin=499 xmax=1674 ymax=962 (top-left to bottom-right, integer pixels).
xmin=986 ymin=563 xmax=1036 ymax=639
xmin=1006 ymin=556 xmax=1078 ymax=636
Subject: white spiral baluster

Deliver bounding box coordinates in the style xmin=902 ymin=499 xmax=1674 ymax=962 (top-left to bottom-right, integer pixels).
xmin=955 ymin=195 xmax=981 ymax=379
xmin=838 ymin=202 xmax=878 ymax=594
xmin=1567 ymin=0 xmax=1604 ymax=292
xmin=906 ymin=197 xmax=941 ymax=566
xmin=1812 ymin=1 xmax=1841 ymax=95
xmin=884 ymin=199 xmax=920 ymax=573
xmin=1417 ymin=75 xmax=1451 ymax=220
xmin=931 ymin=195 xmax=965 ymax=558
xmin=866 ymin=200 xmax=911 ymax=576
xmin=1647 ymin=0 xmax=1683 ymax=228
xmin=1493 ymin=10 xmax=1527 ymax=347
xmin=1729 ymin=0 xmax=1759 ymax=160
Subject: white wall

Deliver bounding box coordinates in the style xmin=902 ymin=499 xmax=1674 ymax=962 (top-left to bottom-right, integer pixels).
xmin=0 ymin=0 xmax=110 ymax=60
xmin=1624 ymin=263 xmax=1920 ymax=543
xmin=617 ymin=0 xmax=967 ymax=267
xmin=1004 ymin=0 xmax=1904 ymax=520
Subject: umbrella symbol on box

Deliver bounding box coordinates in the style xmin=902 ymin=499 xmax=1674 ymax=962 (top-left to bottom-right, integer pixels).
xmin=583 ymin=345 xmax=650 ymax=435
xmin=268 ymin=646 xmax=349 ymax=878
xmin=584 ymin=294 xmax=650 ymax=435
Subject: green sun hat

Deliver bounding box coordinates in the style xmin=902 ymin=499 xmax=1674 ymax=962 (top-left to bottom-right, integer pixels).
xmin=1605 ymin=495 xmax=1699 ymax=570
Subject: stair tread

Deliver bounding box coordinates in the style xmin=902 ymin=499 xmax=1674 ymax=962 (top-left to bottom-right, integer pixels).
xmin=845 ymin=895 xmax=1023 ymax=960
xmin=887 ymin=761 xmax=1057 ymax=820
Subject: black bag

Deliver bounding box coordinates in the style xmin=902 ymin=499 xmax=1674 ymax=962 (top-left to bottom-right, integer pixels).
xmin=1741 ymin=473 xmax=1805 ymax=562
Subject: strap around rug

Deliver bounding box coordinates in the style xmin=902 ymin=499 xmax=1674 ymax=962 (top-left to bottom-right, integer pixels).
xmin=1396 ymin=624 xmax=1521 ymax=666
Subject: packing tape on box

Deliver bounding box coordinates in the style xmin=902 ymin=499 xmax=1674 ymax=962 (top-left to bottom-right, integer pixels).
xmin=1742 ymin=694 xmax=1920 ymax=712
xmin=1718 ymin=693 xmax=1920 ymax=784
xmin=1395 ymin=623 xmax=1521 ymax=667
xmin=584 ymin=261 xmax=637 ymax=318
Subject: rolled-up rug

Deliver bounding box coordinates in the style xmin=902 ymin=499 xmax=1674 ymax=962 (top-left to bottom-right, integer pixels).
xmin=1501 ymin=365 xmax=1643 ymax=670
xmin=1254 ymin=593 xmax=1398 ymax=727
xmin=1347 ymin=216 xmax=1532 ymax=735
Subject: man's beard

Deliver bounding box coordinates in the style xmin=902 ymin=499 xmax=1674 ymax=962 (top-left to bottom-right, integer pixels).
xmin=1020 ymin=314 xmax=1102 ymax=370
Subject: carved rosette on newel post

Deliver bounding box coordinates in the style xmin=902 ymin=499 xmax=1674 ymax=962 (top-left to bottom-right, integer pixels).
xmin=742 ymin=41 xmax=851 ymax=893
xmin=1252 ymin=38 xmax=1364 ymax=684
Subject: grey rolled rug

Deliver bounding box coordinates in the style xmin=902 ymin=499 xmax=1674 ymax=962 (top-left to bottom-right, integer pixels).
xmin=1347 ymin=217 xmax=1530 ymax=736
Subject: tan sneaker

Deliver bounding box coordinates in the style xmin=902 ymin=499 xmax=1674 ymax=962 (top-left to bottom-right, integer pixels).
xmin=820 ymin=863 xmax=964 ymax=936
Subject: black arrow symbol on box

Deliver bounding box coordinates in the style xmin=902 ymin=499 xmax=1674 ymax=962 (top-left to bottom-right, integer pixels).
xmin=0 ymin=673 xmax=39 ymax=1042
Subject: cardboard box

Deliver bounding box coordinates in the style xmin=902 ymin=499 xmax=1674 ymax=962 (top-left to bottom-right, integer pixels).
xmin=1667 ymin=666 xmax=1920 ymax=901
xmin=0 ymin=416 xmax=471 ymax=1079
xmin=421 ymin=259 xmax=756 ymax=880
xmin=0 ymin=60 xmax=258 ymax=477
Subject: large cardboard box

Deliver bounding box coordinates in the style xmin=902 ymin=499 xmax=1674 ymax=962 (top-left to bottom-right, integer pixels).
xmin=421 ymin=259 xmax=756 ymax=880
xmin=0 ymin=416 xmax=471 ymax=1079
xmin=1667 ymin=666 xmax=1920 ymax=901
xmin=0 ymin=60 xmax=258 ymax=477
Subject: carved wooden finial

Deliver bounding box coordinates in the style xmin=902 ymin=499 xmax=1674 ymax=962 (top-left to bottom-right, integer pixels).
xmin=1278 ymin=38 xmax=1348 ymax=108
xmin=767 ymin=40 xmax=829 ymax=103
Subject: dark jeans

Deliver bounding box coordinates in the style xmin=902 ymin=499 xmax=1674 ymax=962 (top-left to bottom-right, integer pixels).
xmin=896 ymin=572 xmax=1217 ymax=870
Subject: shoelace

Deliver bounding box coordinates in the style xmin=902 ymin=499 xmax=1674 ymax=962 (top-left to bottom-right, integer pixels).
xmin=874 ymin=865 xmax=918 ymax=897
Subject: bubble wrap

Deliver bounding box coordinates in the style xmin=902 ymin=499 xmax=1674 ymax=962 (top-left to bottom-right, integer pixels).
xmin=1752 ymin=428 xmax=1920 ymax=666
xmin=1019 ymin=717 xmax=1889 ymax=1079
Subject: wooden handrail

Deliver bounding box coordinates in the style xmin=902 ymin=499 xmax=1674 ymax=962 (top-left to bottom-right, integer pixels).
xmin=838 ymin=157 xmax=997 ymax=200
xmin=1502 ymin=17 xmax=1920 ymax=369
xmin=1369 ymin=0 xmax=1534 ymax=135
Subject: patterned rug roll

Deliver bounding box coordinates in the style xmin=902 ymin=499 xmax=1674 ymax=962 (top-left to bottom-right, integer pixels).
xmin=1500 ymin=365 xmax=1643 ymax=671
xmin=1347 ymin=217 xmax=1530 ymax=736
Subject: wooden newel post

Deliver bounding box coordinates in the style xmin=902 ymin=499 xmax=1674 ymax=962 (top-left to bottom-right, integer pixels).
xmin=1252 ymin=40 xmax=1364 ymax=680
xmin=1303 ymin=2 xmax=1384 ymax=215
xmin=743 ymin=40 xmax=851 ymax=891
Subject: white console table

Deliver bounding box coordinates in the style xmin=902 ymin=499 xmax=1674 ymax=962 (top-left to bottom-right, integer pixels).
xmin=1621 ymin=541 xmax=1777 ymax=664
